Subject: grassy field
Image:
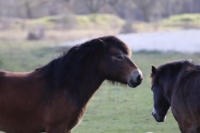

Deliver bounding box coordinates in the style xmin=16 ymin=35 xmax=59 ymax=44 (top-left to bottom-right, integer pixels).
xmin=1 ymin=42 xmax=200 ymax=133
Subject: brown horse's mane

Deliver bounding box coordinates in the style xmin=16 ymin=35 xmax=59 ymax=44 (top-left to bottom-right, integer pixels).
xmin=36 ymin=36 xmax=130 ymax=95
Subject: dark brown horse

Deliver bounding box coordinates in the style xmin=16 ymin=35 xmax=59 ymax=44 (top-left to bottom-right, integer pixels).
xmin=0 ymin=36 xmax=143 ymax=133
xmin=151 ymin=60 xmax=200 ymax=133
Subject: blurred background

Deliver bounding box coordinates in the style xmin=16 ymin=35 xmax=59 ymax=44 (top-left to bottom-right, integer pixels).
xmin=1 ymin=0 xmax=200 ymax=42
xmin=0 ymin=0 xmax=200 ymax=133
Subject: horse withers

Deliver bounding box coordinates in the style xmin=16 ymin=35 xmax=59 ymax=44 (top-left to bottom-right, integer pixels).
xmin=0 ymin=36 xmax=142 ymax=133
xmin=151 ymin=60 xmax=200 ymax=133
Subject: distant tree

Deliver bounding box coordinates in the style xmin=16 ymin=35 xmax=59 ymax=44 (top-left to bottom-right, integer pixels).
xmin=106 ymin=0 xmax=135 ymax=20
xmin=167 ymin=0 xmax=172 ymax=16
xmin=0 ymin=0 xmax=200 ymax=21
xmin=84 ymin=0 xmax=106 ymax=13
xmin=106 ymin=0 xmax=122 ymax=16
xmin=18 ymin=0 xmax=49 ymax=18
xmin=106 ymin=0 xmax=123 ymax=16
xmin=157 ymin=0 xmax=173 ymax=17
xmin=180 ymin=0 xmax=200 ymax=13
xmin=24 ymin=1 xmax=33 ymax=18
xmin=132 ymin=0 xmax=156 ymax=22
xmin=193 ymin=0 xmax=200 ymax=12
xmin=106 ymin=0 xmax=120 ymax=6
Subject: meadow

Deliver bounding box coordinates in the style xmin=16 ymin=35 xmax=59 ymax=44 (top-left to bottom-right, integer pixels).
xmin=1 ymin=42 xmax=200 ymax=133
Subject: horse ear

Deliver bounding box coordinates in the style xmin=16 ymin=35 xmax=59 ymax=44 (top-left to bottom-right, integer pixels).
xmin=152 ymin=66 xmax=157 ymax=74
xmin=98 ymin=39 xmax=106 ymax=47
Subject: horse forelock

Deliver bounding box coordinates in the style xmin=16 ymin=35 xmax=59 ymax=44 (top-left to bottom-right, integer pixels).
xmin=91 ymin=36 xmax=130 ymax=56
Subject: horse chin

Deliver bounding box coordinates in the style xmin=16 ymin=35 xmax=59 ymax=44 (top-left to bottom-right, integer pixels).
xmin=107 ymin=78 xmax=141 ymax=88
xmin=152 ymin=112 xmax=166 ymax=122
xmin=127 ymin=80 xmax=141 ymax=88
xmin=152 ymin=108 xmax=166 ymax=122
xmin=128 ymin=83 xmax=138 ymax=88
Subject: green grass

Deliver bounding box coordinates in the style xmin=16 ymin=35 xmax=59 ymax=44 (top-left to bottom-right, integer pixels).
xmin=0 ymin=41 xmax=59 ymax=71
xmin=73 ymin=51 xmax=200 ymax=133
xmin=1 ymin=43 xmax=200 ymax=133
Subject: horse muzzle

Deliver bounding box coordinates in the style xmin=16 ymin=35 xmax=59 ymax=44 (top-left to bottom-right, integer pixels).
xmin=152 ymin=108 xmax=166 ymax=122
xmin=127 ymin=69 xmax=143 ymax=88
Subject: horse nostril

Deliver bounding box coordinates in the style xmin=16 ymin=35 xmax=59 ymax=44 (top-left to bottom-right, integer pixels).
xmin=128 ymin=70 xmax=143 ymax=87
xmin=136 ymin=75 xmax=142 ymax=83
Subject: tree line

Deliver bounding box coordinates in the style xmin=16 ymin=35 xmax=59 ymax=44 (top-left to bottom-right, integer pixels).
xmin=0 ymin=0 xmax=200 ymax=22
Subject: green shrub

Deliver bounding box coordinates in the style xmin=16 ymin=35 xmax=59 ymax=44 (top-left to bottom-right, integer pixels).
xmin=160 ymin=13 xmax=200 ymax=28
xmin=76 ymin=13 xmax=125 ymax=29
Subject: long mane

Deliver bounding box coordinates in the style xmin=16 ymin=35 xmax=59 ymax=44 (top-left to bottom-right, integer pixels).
xmin=37 ymin=36 xmax=130 ymax=91
xmin=38 ymin=39 xmax=104 ymax=89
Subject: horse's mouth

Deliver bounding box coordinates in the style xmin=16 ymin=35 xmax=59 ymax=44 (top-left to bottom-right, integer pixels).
xmin=127 ymin=79 xmax=142 ymax=88
xmin=152 ymin=111 xmax=166 ymax=122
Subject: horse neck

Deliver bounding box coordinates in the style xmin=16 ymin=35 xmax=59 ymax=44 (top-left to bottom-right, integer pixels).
xmin=78 ymin=71 xmax=104 ymax=106
xmin=68 ymin=64 xmax=105 ymax=107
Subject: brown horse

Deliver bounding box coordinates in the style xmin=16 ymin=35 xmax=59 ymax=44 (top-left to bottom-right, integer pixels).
xmin=151 ymin=60 xmax=200 ymax=133
xmin=0 ymin=36 xmax=143 ymax=133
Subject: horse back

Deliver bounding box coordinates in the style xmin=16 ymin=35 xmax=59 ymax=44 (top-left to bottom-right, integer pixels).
xmin=0 ymin=70 xmax=46 ymax=106
xmin=175 ymin=72 xmax=200 ymax=105
xmin=174 ymin=73 xmax=200 ymax=133
xmin=0 ymin=70 xmax=5 ymax=77
xmin=0 ymin=70 xmax=29 ymax=87
xmin=172 ymin=72 xmax=200 ymax=127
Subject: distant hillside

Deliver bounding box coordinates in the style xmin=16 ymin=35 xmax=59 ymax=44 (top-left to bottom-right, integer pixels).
xmin=132 ymin=13 xmax=200 ymax=32
xmin=0 ymin=14 xmax=125 ymax=41
xmin=1 ymin=13 xmax=200 ymax=42
xmin=2 ymin=14 xmax=125 ymax=31
xmin=159 ymin=13 xmax=200 ymax=29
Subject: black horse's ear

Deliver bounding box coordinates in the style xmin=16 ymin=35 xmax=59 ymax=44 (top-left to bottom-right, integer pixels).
xmin=152 ymin=66 xmax=157 ymax=74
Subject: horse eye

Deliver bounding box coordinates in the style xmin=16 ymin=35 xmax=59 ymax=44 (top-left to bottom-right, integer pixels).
xmin=115 ymin=54 xmax=124 ymax=60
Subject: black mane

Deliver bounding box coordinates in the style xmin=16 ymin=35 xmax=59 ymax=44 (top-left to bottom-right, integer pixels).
xmin=156 ymin=60 xmax=189 ymax=76
xmin=157 ymin=60 xmax=200 ymax=75
xmin=37 ymin=36 xmax=130 ymax=91
xmin=153 ymin=60 xmax=200 ymax=87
